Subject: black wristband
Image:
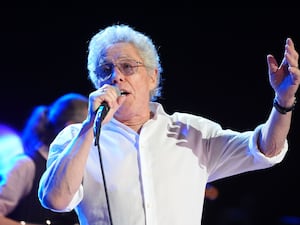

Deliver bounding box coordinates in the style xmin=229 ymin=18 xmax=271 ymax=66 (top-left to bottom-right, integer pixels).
xmin=273 ymin=98 xmax=297 ymax=114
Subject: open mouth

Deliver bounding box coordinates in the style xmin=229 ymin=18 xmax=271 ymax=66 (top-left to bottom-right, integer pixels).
xmin=120 ymin=90 xmax=130 ymax=96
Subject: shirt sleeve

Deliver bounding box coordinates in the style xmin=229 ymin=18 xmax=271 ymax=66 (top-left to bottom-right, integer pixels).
xmin=248 ymin=124 xmax=288 ymax=164
xmin=39 ymin=124 xmax=84 ymax=212
xmin=206 ymin=124 xmax=288 ymax=182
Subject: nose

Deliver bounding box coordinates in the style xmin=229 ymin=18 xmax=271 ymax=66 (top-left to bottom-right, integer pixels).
xmin=111 ymin=65 xmax=125 ymax=84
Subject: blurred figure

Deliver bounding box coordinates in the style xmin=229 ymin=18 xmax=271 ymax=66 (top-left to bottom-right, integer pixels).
xmin=0 ymin=124 xmax=23 ymax=177
xmin=0 ymin=93 xmax=88 ymax=225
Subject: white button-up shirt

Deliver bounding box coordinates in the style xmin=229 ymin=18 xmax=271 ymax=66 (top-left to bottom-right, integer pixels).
xmin=40 ymin=102 xmax=287 ymax=225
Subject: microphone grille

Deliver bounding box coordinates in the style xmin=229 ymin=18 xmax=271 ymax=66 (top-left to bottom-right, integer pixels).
xmin=114 ymin=86 xmax=121 ymax=96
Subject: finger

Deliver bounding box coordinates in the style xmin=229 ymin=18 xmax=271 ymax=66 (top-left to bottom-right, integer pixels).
xmin=286 ymin=37 xmax=295 ymax=50
xmin=101 ymin=86 xmax=122 ymax=109
xmin=276 ymin=38 xmax=293 ymax=69
xmin=285 ymin=46 xmax=299 ymax=68
xmin=286 ymin=53 xmax=299 ymax=68
xmin=267 ymin=54 xmax=279 ymax=73
xmin=288 ymin=67 xmax=300 ymax=85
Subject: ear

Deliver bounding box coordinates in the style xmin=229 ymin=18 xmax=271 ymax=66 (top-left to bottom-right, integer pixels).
xmin=149 ymin=68 xmax=158 ymax=90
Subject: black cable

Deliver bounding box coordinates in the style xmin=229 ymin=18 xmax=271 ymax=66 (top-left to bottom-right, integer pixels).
xmin=96 ymin=141 xmax=113 ymax=225
xmin=94 ymin=109 xmax=113 ymax=225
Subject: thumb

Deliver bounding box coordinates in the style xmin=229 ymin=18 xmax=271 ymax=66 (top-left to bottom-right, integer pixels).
xmin=267 ymin=54 xmax=279 ymax=73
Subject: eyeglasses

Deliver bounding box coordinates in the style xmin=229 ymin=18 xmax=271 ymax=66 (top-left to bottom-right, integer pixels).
xmin=95 ymin=59 xmax=144 ymax=82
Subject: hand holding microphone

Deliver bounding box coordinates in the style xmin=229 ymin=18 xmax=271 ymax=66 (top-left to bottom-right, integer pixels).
xmin=93 ymin=86 xmax=121 ymax=146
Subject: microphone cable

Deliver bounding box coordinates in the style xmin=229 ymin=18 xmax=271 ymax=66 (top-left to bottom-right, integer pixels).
xmin=94 ymin=104 xmax=113 ymax=225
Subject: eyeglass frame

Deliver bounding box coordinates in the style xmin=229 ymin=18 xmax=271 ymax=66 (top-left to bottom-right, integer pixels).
xmin=94 ymin=58 xmax=146 ymax=82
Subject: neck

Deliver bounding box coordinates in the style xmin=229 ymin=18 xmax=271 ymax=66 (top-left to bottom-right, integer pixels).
xmin=122 ymin=111 xmax=153 ymax=133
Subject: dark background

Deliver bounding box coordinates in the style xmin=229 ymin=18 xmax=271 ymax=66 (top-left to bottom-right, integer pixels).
xmin=0 ymin=8 xmax=299 ymax=225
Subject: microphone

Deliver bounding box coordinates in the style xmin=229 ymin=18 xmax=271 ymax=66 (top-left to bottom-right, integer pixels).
xmin=94 ymin=87 xmax=120 ymax=146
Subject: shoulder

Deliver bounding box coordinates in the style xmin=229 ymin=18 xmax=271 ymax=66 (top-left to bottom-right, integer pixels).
xmin=1 ymin=154 xmax=35 ymax=186
xmin=53 ymin=123 xmax=83 ymax=144
xmin=6 ymin=154 xmax=35 ymax=174
xmin=49 ymin=123 xmax=83 ymax=155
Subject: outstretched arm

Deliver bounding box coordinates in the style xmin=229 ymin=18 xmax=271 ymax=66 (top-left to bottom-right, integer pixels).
xmin=259 ymin=38 xmax=299 ymax=157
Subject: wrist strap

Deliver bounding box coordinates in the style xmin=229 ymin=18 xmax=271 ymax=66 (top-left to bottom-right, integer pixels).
xmin=273 ymin=98 xmax=297 ymax=114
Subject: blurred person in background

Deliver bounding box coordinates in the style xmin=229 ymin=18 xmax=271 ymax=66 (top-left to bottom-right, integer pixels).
xmin=0 ymin=93 xmax=88 ymax=225
xmin=0 ymin=124 xmax=23 ymax=177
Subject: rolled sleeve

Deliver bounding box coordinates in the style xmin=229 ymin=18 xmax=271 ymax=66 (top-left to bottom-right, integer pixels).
xmin=249 ymin=124 xmax=288 ymax=165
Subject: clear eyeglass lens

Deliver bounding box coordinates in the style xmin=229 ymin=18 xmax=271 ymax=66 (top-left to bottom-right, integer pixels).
xmin=119 ymin=62 xmax=135 ymax=75
xmin=96 ymin=60 xmax=140 ymax=81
